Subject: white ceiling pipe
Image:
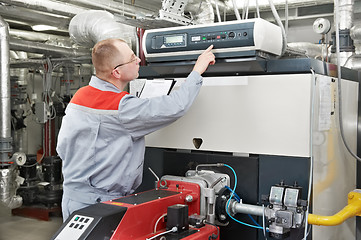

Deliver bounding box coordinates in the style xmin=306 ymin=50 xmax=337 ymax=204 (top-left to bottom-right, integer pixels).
xmin=69 ymin=10 xmax=137 ymax=49
xmin=0 ymin=16 xmax=11 ymax=144
xmin=0 ymin=5 xmax=70 ymax=30
xmin=351 ymin=25 xmax=361 ymax=41
xmin=10 ymin=38 xmax=90 ymax=57
xmin=338 ymin=0 xmax=354 ymax=30
xmin=64 ymin=0 xmax=154 ymax=18
xmin=10 ymin=29 xmax=72 ymax=47
xmin=288 ymin=42 xmax=328 ymax=59
xmin=0 ymin=0 xmax=88 ymax=18
xmin=185 ymin=0 xmax=215 ymax=24
xmin=1 ymin=0 xmax=154 ymax=19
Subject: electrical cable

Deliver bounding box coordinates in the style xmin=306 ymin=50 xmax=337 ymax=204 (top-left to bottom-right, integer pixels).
xmin=224 ymin=185 xmax=261 ymax=227
xmin=242 ymin=0 xmax=249 ymax=20
xmin=214 ymin=0 xmax=222 ymax=22
xmin=285 ymin=0 xmax=289 ymax=36
xmin=248 ymin=214 xmax=262 ymax=228
xmin=262 ymin=204 xmax=268 ymax=240
xmin=153 ymin=213 xmax=167 ymax=233
xmin=232 ymin=0 xmax=241 ymax=20
xmin=268 ymin=0 xmax=287 ymax=56
xmin=256 ymin=0 xmax=260 ymax=18
xmin=224 ymin=185 xmax=240 ymax=202
xmin=146 ymin=226 xmax=177 ymax=240
xmin=223 ymin=164 xmax=265 ymax=230
xmin=204 ymin=221 xmax=220 ymax=239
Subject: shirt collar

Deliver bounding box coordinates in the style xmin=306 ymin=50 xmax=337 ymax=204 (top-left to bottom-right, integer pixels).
xmin=89 ymin=75 xmax=121 ymax=93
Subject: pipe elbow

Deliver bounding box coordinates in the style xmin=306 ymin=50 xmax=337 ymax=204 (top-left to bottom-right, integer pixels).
xmin=308 ymin=190 xmax=361 ymax=226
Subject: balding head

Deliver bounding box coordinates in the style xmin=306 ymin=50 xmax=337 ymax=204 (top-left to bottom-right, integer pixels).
xmin=92 ymin=39 xmax=129 ymax=75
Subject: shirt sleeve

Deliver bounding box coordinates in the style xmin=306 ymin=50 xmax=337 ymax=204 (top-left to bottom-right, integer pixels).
xmin=118 ymin=71 xmax=203 ymax=139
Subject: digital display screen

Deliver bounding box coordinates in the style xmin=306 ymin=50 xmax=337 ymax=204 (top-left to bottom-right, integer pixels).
xmin=164 ymin=35 xmax=184 ymax=44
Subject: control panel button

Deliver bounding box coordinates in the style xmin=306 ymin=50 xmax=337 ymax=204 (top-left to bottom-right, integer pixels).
xmin=228 ymin=32 xmax=235 ymax=38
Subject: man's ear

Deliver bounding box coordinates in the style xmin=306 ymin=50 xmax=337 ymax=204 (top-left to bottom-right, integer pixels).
xmin=112 ymin=68 xmax=122 ymax=79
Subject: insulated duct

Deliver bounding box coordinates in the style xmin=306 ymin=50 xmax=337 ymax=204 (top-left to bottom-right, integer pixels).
xmin=338 ymin=0 xmax=354 ymax=30
xmin=287 ymin=42 xmax=328 ymax=59
xmin=9 ymin=29 xmax=73 ymax=47
xmin=350 ymin=25 xmax=361 ymax=42
xmin=330 ymin=0 xmax=355 ymax=66
xmin=0 ymin=16 xmax=12 ymax=162
xmin=68 ymin=10 xmax=137 ymax=49
xmin=0 ymin=5 xmax=70 ymax=31
xmin=0 ymin=0 xmax=87 ymax=18
xmin=0 ymin=16 xmax=22 ymax=209
xmin=185 ymin=0 xmax=215 ymax=25
xmin=10 ymin=38 xmax=90 ymax=57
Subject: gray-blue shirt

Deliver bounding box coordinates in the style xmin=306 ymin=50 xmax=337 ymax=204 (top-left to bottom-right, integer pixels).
xmin=56 ymin=71 xmax=202 ymax=204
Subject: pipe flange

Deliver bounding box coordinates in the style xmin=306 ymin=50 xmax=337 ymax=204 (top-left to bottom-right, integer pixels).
xmin=0 ymin=137 xmax=13 ymax=153
xmin=215 ymin=187 xmax=231 ymax=224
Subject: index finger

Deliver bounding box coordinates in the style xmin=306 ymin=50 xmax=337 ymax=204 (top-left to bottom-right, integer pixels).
xmin=205 ymin=45 xmax=214 ymax=52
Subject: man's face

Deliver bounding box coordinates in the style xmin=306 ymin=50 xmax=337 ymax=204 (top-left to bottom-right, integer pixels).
xmin=114 ymin=42 xmax=140 ymax=82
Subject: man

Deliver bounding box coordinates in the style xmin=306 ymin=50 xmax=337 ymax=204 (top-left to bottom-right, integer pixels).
xmin=56 ymin=38 xmax=215 ymax=221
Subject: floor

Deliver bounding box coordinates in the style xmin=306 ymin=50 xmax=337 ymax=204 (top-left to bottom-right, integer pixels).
xmin=0 ymin=206 xmax=63 ymax=240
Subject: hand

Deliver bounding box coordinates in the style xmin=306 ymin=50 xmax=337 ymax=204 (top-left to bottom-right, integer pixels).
xmin=193 ymin=45 xmax=216 ymax=75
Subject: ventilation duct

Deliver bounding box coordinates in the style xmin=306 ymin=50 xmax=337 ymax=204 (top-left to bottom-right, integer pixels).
xmin=185 ymin=0 xmax=215 ymax=25
xmin=10 ymin=38 xmax=90 ymax=57
xmin=287 ymin=42 xmax=328 ymax=60
xmin=68 ymin=10 xmax=137 ymax=49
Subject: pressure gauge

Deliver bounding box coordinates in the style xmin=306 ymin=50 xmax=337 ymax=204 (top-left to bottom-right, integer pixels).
xmin=313 ymin=18 xmax=331 ymax=34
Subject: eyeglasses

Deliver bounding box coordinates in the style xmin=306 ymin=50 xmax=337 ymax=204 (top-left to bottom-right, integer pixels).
xmin=113 ymin=54 xmax=138 ymax=69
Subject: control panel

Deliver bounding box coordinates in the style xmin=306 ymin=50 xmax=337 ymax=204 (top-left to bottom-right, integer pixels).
xmin=143 ymin=18 xmax=282 ymax=62
xmin=54 ymin=215 xmax=94 ymax=240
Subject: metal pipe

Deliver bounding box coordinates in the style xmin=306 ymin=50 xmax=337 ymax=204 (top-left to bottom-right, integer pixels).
xmin=0 ymin=16 xmax=22 ymax=209
xmin=288 ymin=42 xmax=328 ymax=59
xmin=9 ymin=29 xmax=72 ymax=47
xmin=0 ymin=5 xmax=70 ymax=31
xmin=10 ymin=38 xmax=90 ymax=57
xmin=308 ymin=190 xmax=361 ymax=226
xmin=0 ymin=0 xmax=86 ymax=18
xmin=0 ymin=0 xmax=153 ymax=19
xmin=350 ymin=25 xmax=361 ymax=41
xmin=64 ymin=0 xmax=154 ymax=18
xmin=231 ymin=200 xmax=264 ymax=216
xmin=0 ymin=169 xmax=22 ymax=209
xmin=0 ymin=16 xmax=12 ymax=161
xmin=338 ymin=0 xmax=354 ymax=30
xmin=344 ymin=54 xmax=361 ymax=70
xmin=185 ymin=0 xmax=215 ymax=25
